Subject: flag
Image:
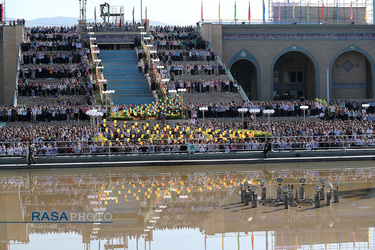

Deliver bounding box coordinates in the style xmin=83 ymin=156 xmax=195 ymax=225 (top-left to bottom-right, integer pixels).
xmin=201 ymin=1 xmax=203 ymax=21
xmin=219 ymin=1 xmax=221 ymax=20
xmin=234 ymin=1 xmax=237 ymax=21
xmin=132 ymin=7 xmax=135 ymax=26
xmin=119 ymin=12 xmax=122 ymax=27
xmin=237 ymin=235 xmax=240 ymax=250
xmin=1 ymin=4 xmax=4 ymax=22
xmin=248 ymin=1 xmax=251 ymax=21
xmin=263 ymin=0 xmax=265 ymax=22
xmin=293 ymin=1 xmax=295 ymax=20
xmin=321 ymin=1 xmax=324 ymax=21
xmin=94 ymin=6 xmax=97 ymax=24
xmin=365 ymin=2 xmax=367 ymax=21
xmin=350 ymin=2 xmax=353 ymax=21
xmin=307 ymin=1 xmax=309 ymax=21
xmin=108 ymin=6 xmax=111 ymax=18
xmin=222 ymin=234 xmax=224 ymax=250
xmin=336 ymin=2 xmax=338 ymax=21
xmin=145 ymin=7 xmax=147 ymax=27
xmin=278 ymin=2 xmax=280 ymax=21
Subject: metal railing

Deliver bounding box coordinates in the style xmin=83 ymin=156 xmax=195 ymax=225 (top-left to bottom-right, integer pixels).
xmin=206 ymin=44 xmax=249 ymax=102
xmin=1 ymin=135 xmax=375 ymax=158
xmin=225 ymin=67 xmax=249 ymax=102
xmin=82 ymin=25 xmax=143 ymax=33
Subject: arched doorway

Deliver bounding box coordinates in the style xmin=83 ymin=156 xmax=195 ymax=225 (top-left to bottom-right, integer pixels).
xmin=331 ymin=51 xmax=373 ymax=99
xmin=273 ymin=51 xmax=317 ymax=100
xmin=230 ymin=59 xmax=258 ymax=100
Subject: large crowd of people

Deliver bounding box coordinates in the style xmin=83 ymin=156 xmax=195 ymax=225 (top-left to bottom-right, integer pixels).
xmin=1 ymin=116 xmax=375 ymax=157
xmin=185 ymin=100 xmax=375 ymax=120
xmin=150 ymin=26 xmax=208 ymax=50
xmin=144 ymin=25 xmax=235 ymax=94
xmin=169 ymin=78 xmax=237 ymax=93
xmin=17 ymin=78 xmax=93 ymax=97
xmin=155 ymin=49 xmax=216 ymax=62
xmin=21 ymin=50 xmax=85 ymax=65
xmin=2 ymin=25 xmax=375 ymax=158
xmin=19 ymin=64 xmax=90 ymax=79
xmin=18 ymin=26 xmax=95 ymax=103
xmin=2 ymin=99 xmax=375 ymax=122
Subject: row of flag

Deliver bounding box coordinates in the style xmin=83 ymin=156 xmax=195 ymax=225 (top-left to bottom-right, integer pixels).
xmin=202 ymin=1 xmax=366 ymax=22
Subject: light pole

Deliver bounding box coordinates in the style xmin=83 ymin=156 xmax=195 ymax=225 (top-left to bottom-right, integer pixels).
xmin=86 ymin=109 xmax=96 ymax=136
xmin=178 ymin=88 xmax=186 ymax=118
xmin=249 ymin=108 xmax=260 ymax=125
xmin=300 ymin=105 xmax=309 ymax=123
xmin=98 ymin=78 xmax=107 ymax=91
xmin=103 ymin=90 xmax=115 ymax=114
xmin=362 ymin=103 xmax=370 ymax=114
xmin=140 ymin=28 xmax=146 ymax=43
xmin=94 ymin=58 xmax=101 ymax=65
xmin=263 ymin=109 xmax=275 ymax=133
xmin=94 ymin=111 xmax=103 ymax=138
xmin=161 ymin=78 xmax=170 ymax=94
xmin=168 ymin=89 xmax=177 ymax=97
xmin=87 ymin=108 xmax=103 ymax=138
xmin=238 ymin=108 xmax=249 ymax=129
xmin=199 ymin=107 xmax=208 ymax=124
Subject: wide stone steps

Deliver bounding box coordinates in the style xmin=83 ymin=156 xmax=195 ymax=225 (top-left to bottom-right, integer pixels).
xmin=100 ymin=50 xmax=154 ymax=105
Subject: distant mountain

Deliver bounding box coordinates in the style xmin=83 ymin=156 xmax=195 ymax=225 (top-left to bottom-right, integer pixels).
xmin=23 ymin=16 xmax=170 ymax=27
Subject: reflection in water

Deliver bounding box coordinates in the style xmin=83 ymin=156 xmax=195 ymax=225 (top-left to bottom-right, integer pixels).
xmin=1 ymin=162 xmax=375 ymax=249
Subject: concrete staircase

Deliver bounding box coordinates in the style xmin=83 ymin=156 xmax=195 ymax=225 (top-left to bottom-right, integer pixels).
xmin=100 ymin=50 xmax=154 ymax=105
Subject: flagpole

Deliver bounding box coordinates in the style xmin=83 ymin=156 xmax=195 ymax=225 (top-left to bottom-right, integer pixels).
xmin=3 ymin=0 xmax=5 ymax=24
xmin=140 ymin=0 xmax=143 ymax=25
xmin=79 ymin=0 xmax=82 ymax=21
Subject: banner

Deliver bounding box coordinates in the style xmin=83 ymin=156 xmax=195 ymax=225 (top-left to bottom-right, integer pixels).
xmin=278 ymin=2 xmax=280 ymax=21
xmin=350 ymin=2 xmax=353 ymax=21
xmin=321 ymin=2 xmax=324 ymax=20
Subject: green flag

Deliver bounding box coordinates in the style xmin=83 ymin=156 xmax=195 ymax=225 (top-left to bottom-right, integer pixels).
xmin=234 ymin=1 xmax=237 ymax=21
xmin=307 ymin=1 xmax=309 ymax=21
xmin=108 ymin=7 xmax=111 ymax=17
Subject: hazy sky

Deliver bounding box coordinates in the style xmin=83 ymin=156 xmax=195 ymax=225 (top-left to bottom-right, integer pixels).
xmin=6 ymin=0 xmax=265 ymax=25
xmin=6 ymin=0 xmax=366 ymax=25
